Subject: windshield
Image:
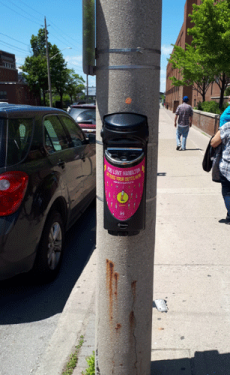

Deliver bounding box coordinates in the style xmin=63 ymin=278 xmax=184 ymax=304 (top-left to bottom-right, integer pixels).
xmin=69 ymin=108 xmax=96 ymax=123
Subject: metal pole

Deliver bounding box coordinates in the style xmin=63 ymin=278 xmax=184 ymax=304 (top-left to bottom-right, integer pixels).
xmin=95 ymin=1 xmax=162 ymax=374
xmin=44 ymin=17 xmax=52 ymax=107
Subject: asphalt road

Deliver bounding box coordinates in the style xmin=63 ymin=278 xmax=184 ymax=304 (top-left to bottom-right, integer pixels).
xmin=0 ymin=202 xmax=96 ymax=375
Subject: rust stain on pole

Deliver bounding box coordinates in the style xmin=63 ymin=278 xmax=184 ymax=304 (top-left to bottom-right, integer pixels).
xmin=114 ymin=272 xmax=119 ymax=300
xmin=129 ymin=310 xmax=135 ymax=327
xmin=106 ymin=259 xmax=114 ymax=321
xmin=131 ymin=280 xmax=137 ymax=302
xmin=129 ymin=310 xmax=136 ymax=346
xmin=115 ymin=323 xmax=122 ymax=332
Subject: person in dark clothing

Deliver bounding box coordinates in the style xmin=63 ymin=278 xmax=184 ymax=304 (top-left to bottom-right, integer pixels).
xmin=174 ymin=96 xmax=193 ymax=151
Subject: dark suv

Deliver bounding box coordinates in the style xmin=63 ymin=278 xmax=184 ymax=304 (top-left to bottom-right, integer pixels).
xmin=0 ymin=104 xmax=96 ymax=281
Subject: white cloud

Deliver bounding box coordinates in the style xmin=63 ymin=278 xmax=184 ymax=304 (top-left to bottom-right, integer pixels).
xmin=15 ymin=56 xmax=26 ymax=71
xmin=161 ymin=44 xmax=173 ymax=56
xmin=65 ymin=55 xmax=82 ymax=67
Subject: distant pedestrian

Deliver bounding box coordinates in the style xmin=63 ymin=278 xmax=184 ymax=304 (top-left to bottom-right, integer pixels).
xmin=174 ymin=96 xmax=193 ymax=151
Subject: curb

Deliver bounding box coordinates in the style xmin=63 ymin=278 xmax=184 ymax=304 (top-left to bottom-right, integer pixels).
xmin=35 ymin=248 xmax=97 ymax=375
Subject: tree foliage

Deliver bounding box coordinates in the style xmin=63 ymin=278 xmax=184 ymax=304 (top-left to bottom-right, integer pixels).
xmin=188 ymin=0 xmax=230 ymax=108
xmin=65 ymin=69 xmax=85 ymax=103
xmin=21 ymin=28 xmax=83 ymax=107
xmin=168 ymin=43 xmax=214 ymax=102
xmin=21 ymin=29 xmax=50 ymax=104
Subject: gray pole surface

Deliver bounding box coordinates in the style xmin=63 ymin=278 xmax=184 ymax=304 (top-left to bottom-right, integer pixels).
xmin=95 ymin=1 xmax=162 ymax=374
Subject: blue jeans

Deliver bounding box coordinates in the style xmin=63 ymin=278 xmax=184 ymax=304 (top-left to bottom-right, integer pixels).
xmin=176 ymin=125 xmax=189 ymax=150
xmin=220 ymin=172 xmax=230 ymax=217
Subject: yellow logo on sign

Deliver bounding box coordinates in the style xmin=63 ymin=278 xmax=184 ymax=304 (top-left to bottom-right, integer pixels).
xmin=117 ymin=190 xmax=129 ymax=204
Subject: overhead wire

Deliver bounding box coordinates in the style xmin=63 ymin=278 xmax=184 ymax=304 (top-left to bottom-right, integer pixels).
xmin=7 ymin=0 xmax=42 ymax=24
xmin=17 ymin=0 xmax=44 ymax=17
xmin=48 ymin=21 xmax=82 ymax=47
xmin=0 ymin=0 xmax=86 ymax=75
xmin=0 ymin=0 xmax=41 ymax=26
xmin=0 ymin=33 xmax=29 ymax=47
xmin=0 ymin=40 xmax=30 ymax=53
xmin=1 ymin=0 xmax=82 ymax=52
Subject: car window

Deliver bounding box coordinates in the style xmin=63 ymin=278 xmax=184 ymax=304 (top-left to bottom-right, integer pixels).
xmin=69 ymin=108 xmax=96 ymax=123
xmin=7 ymin=118 xmax=33 ymax=166
xmin=60 ymin=115 xmax=85 ymax=148
xmin=44 ymin=115 xmax=69 ymax=153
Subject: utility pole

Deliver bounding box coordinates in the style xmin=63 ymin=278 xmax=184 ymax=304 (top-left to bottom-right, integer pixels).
xmin=44 ymin=16 xmax=52 ymax=107
xmin=95 ymin=1 xmax=162 ymax=374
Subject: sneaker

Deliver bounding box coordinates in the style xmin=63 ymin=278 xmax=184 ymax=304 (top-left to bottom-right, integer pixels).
xmin=176 ymin=145 xmax=181 ymax=150
xmin=226 ymin=214 xmax=230 ymax=223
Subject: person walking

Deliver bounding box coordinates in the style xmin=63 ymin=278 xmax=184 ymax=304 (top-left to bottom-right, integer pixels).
xmin=174 ymin=96 xmax=193 ymax=151
xmin=211 ymin=122 xmax=230 ymax=223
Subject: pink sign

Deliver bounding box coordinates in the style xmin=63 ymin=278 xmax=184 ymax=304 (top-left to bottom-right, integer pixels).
xmin=104 ymin=156 xmax=145 ymax=221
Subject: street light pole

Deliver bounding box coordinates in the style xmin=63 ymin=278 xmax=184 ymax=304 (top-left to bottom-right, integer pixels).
xmin=50 ymin=47 xmax=72 ymax=60
xmin=44 ymin=16 xmax=52 ymax=107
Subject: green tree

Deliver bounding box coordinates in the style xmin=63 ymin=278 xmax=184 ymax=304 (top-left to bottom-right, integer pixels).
xmin=21 ymin=28 xmax=49 ymax=104
xmin=65 ymin=69 xmax=85 ymax=103
xmin=169 ymin=44 xmax=214 ymax=102
xmin=22 ymin=54 xmax=47 ymax=104
xmin=188 ymin=0 xmax=230 ymax=109
xmin=30 ymin=28 xmax=47 ymax=57
xmin=49 ymin=45 xmax=69 ymax=108
xmin=21 ymin=28 xmax=70 ymax=107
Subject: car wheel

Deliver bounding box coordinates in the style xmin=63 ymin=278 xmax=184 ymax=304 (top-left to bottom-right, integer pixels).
xmin=33 ymin=211 xmax=65 ymax=282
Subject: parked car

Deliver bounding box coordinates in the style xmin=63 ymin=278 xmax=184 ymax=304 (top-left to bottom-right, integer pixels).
xmin=66 ymin=101 xmax=86 ymax=113
xmin=69 ymin=104 xmax=96 ymax=135
xmin=0 ymin=104 xmax=96 ymax=281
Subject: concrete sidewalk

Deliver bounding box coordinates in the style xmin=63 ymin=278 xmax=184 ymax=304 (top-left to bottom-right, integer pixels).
xmin=37 ymin=108 xmax=230 ymax=375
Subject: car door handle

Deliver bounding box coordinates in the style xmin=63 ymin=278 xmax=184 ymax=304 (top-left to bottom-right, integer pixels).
xmin=57 ymin=159 xmax=65 ymax=169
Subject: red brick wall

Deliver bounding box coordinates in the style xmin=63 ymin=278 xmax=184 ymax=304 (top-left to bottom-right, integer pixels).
xmin=0 ymin=67 xmax=17 ymax=81
xmin=165 ymin=0 xmax=221 ymax=110
xmin=0 ymin=83 xmax=40 ymax=106
xmin=193 ymin=110 xmax=220 ymax=136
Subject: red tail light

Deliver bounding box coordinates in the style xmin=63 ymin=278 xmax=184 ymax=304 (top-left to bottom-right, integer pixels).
xmin=0 ymin=172 xmax=29 ymax=216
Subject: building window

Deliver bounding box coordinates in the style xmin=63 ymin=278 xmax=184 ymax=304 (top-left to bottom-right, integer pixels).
xmin=0 ymin=91 xmax=7 ymax=99
xmin=2 ymin=62 xmax=15 ymax=69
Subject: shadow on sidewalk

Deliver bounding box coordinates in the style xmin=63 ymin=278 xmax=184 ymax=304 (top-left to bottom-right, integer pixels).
xmin=151 ymin=349 xmax=230 ymax=375
xmin=0 ymin=203 xmax=96 ymax=324
xmin=181 ymin=148 xmax=203 ymax=152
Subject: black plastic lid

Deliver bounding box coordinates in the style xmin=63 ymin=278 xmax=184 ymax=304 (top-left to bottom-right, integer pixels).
xmin=104 ymin=113 xmax=147 ymax=132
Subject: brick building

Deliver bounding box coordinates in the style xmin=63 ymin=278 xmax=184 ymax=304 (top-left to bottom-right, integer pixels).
xmin=165 ymin=0 xmax=222 ymax=112
xmin=0 ymin=50 xmax=40 ymax=105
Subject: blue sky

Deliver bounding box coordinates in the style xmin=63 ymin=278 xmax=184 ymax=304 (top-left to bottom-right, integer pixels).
xmin=0 ymin=0 xmax=187 ymax=93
